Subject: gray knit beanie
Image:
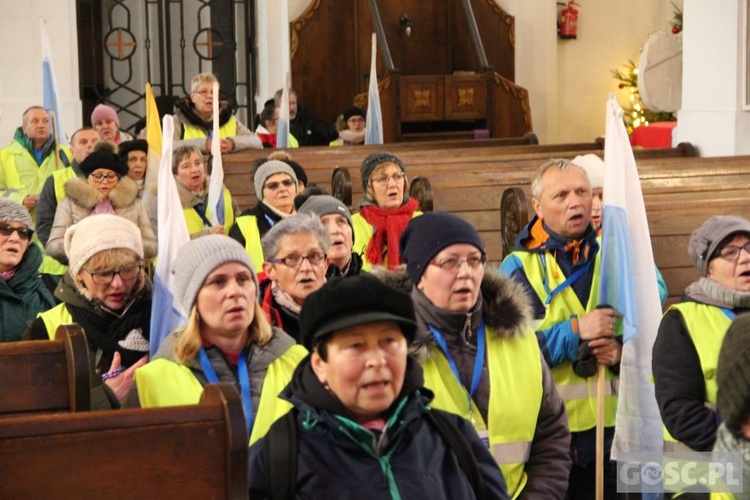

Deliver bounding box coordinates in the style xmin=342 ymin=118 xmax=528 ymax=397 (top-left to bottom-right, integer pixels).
xmin=64 ymin=214 xmax=144 ymax=278
xmin=359 ymin=151 xmax=406 ymax=193
xmin=253 ymin=160 xmax=298 ymax=201
xmin=172 ymin=235 xmax=258 ymax=312
xmin=0 ymin=198 xmax=33 ymax=228
xmin=688 ymin=216 xmax=750 ymax=277
xmin=717 ymin=312 xmax=750 ymax=437
xmin=297 ymin=195 xmax=353 ymax=230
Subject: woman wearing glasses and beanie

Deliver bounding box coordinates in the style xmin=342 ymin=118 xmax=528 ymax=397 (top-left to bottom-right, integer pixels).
xmin=375 ymin=211 xmax=571 ymax=499
xmin=25 ymin=214 xmax=151 ymax=409
xmin=45 ymin=142 xmax=156 ymax=264
xmin=230 ymin=160 xmax=299 ymax=271
xmin=171 ymin=72 xmax=262 ymax=154
xmin=130 ymin=235 xmax=306 ymax=444
xmin=258 ymin=214 xmax=329 ymax=342
xmin=654 ymin=215 xmax=750 ymax=454
xmin=0 ymin=198 xmax=55 ymax=342
xmin=352 ymin=151 xmax=421 ymax=271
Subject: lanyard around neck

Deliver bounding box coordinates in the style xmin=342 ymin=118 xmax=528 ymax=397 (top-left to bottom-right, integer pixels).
xmin=720 ymin=308 xmax=736 ymax=321
xmin=539 ymin=252 xmax=594 ymax=307
xmin=198 ymin=347 xmax=254 ymax=434
xmin=429 ymin=318 xmax=486 ymax=419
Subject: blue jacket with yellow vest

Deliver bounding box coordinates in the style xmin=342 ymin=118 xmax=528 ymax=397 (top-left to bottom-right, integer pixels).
xmin=500 ymin=217 xmax=619 ymax=463
xmin=132 ymin=327 xmax=307 ymax=445
xmin=176 ymin=176 xmax=238 ymax=239
xmin=653 ymin=278 xmax=750 ymax=452
xmin=375 ymin=268 xmax=571 ymax=499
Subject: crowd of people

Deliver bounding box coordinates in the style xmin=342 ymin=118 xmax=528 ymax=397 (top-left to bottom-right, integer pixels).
xmin=2 ymin=74 xmax=750 ymax=499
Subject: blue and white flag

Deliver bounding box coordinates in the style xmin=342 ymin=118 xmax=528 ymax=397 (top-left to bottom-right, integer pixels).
xmin=207 ymin=81 xmax=225 ymax=226
xmin=365 ymin=33 xmax=383 ymax=145
xmin=40 ymin=18 xmax=68 ymax=145
xmin=150 ymin=115 xmax=191 ymax=357
xmin=600 ymin=94 xmax=663 ymax=458
xmin=276 ymin=73 xmax=291 ymax=149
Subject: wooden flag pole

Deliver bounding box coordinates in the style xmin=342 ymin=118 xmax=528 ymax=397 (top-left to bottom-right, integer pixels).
xmin=596 ymin=362 xmax=606 ymax=500
xmin=49 ymin=110 xmax=61 ymax=170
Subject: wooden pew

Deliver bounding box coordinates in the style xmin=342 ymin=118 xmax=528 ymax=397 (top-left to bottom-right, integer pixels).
xmin=0 ymin=324 xmax=90 ymax=416
xmin=0 ymin=383 xmax=248 ymax=498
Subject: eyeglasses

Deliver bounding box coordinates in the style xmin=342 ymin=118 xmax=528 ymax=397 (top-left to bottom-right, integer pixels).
xmin=263 ymin=179 xmax=296 ymax=191
xmin=718 ymin=242 xmax=750 ymax=262
xmin=429 ymin=255 xmax=487 ymax=272
xmin=347 ymin=117 xmax=365 ymax=124
xmin=268 ymin=253 xmax=326 ymax=269
xmin=0 ymin=224 xmax=33 ymax=241
xmin=193 ymin=89 xmax=212 ymax=97
xmin=371 ymin=172 xmax=406 ymax=185
xmin=83 ymin=263 xmax=142 ymax=285
xmin=89 ymin=173 xmax=119 ymax=183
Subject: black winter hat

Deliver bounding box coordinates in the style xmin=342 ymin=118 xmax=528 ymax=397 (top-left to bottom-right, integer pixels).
xmin=399 ymin=211 xmax=485 ymax=284
xmin=284 ymin=159 xmax=308 ymax=187
xmin=717 ymin=312 xmax=750 ymax=437
xmin=343 ymin=106 xmax=366 ymax=121
xmin=300 ymin=274 xmax=417 ymax=351
xmin=118 ymin=139 xmax=148 ymax=164
xmin=79 ymin=144 xmax=128 ymax=177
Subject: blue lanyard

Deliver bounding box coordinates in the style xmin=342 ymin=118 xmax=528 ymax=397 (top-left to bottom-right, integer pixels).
xmin=198 ymin=347 xmax=254 ymax=434
xmin=429 ymin=318 xmax=486 ymax=419
xmin=720 ymin=308 xmax=736 ymax=321
xmin=539 ymin=252 xmax=594 ymax=307
xmin=193 ymin=203 xmax=212 ymax=228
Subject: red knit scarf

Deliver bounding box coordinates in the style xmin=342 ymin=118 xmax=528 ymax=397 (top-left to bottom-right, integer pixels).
xmin=359 ymin=197 xmax=419 ymax=269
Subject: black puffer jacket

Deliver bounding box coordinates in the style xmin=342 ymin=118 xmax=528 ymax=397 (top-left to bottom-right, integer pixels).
xmin=249 ymin=356 xmax=510 ymax=499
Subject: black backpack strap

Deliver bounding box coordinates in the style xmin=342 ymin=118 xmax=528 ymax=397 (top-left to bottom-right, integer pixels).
xmin=266 ymin=410 xmax=297 ymax=500
xmin=426 ymin=409 xmax=487 ymax=500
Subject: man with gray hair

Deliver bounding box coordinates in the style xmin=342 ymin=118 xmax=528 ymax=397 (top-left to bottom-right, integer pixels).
xmin=499 ymin=158 xmax=621 ymax=499
xmin=273 ymin=88 xmax=337 ymax=147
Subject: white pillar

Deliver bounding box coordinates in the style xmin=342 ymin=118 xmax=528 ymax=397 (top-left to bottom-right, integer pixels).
xmin=1 ymin=0 xmax=81 ymax=146
xmin=674 ymin=0 xmax=750 ymax=156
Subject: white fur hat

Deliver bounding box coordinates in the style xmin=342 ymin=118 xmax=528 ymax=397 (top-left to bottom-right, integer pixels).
xmin=64 ymin=214 xmax=144 ymax=278
xmin=572 ymin=154 xmax=604 ymax=189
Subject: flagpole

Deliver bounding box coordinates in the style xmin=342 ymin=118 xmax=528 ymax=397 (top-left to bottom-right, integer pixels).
xmin=49 ymin=110 xmax=60 ymax=170
xmin=596 ymin=363 xmax=605 ymax=500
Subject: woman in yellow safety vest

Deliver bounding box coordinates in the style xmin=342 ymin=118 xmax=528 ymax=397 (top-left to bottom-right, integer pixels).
xmin=171 ymin=72 xmax=262 ymax=154
xmin=130 ymin=235 xmax=306 ymax=445
xmin=389 ymin=211 xmax=572 ymax=499
xmin=25 ymin=214 xmax=151 ymax=409
xmin=654 ymin=216 xmax=750 ymax=454
xmin=172 ymin=145 xmax=238 ymax=239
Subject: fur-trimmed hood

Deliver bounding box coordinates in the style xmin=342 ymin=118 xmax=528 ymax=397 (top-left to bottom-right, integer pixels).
xmin=372 ymin=267 xmax=534 ymax=361
xmin=173 ymin=96 xmax=234 ymax=130
xmin=63 ymin=175 xmax=140 ymax=210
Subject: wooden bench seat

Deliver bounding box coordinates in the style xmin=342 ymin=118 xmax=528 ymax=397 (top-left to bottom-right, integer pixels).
xmin=0 ymin=324 xmax=90 ymax=416
xmin=0 ymin=383 xmax=248 ymax=498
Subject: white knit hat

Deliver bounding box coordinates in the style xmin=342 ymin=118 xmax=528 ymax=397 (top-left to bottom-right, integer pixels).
xmin=572 ymin=154 xmax=604 ymax=189
xmin=64 ymin=214 xmax=144 ymax=278
xmin=172 ymin=235 xmax=258 ymax=311
xmin=253 ymin=160 xmax=297 ymax=201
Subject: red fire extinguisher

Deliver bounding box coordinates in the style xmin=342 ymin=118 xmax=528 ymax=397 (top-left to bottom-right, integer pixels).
xmin=559 ymin=1 xmax=580 ymax=39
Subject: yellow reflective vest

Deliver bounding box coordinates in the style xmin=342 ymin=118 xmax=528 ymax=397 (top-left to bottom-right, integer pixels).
xmin=233 ymin=215 xmax=265 ymax=271
xmin=510 ymin=249 xmax=618 ymax=432
xmin=421 ymin=329 xmax=543 ymax=499
xmin=351 ymin=211 xmax=422 ymax=271
xmin=183 ymin=187 xmax=235 ymax=237
xmin=181 ymin=116 xmax=238 ymax=140
xmin=134 ymin=344 xmax=307 ymax=444
xmin=0 ymin=141 xmax=71 ymax=207
xmin=38 ymin=167 xmax=78 ymax=276
xmin=661 ymin=302 xmax=732 ymax=451
xmin=37 ymin=302 xmax=74 ymax=339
